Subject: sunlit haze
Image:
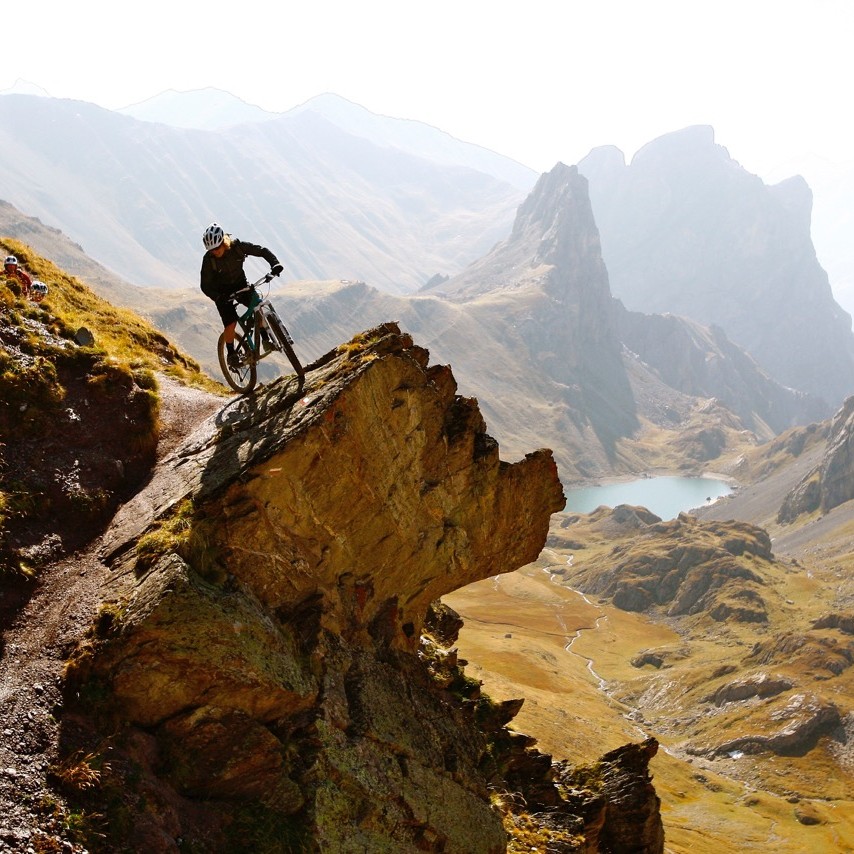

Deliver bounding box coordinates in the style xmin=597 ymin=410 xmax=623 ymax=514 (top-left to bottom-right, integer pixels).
xmin=3 ymin=0 xmax=853 ymax=178
xmin=4 ymin=0 xmax=854 ymax=314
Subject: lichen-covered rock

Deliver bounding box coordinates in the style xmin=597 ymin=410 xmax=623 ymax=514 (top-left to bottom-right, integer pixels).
xmin=66 ymin=325 xmax=626 ymax=853
xmin=86 ymin=553 xmax=317 ymax=726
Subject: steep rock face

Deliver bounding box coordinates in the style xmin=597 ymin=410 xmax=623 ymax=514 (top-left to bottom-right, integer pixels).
xmin=64 ymin=325 xmax=664 ymax=852
xmin=779 ymin=395 xmax=854 ymax=521
xmin=579 ymin=126 xmax=854 ymax=409
xmin=432 ymin=163 xmax=638 ymax=448
xmin=615 ymin=303 xmax=825 ymax=434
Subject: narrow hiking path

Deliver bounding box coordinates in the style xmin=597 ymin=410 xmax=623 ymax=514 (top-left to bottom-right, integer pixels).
xmin=0 ymin=376 xmax=223 ymax=853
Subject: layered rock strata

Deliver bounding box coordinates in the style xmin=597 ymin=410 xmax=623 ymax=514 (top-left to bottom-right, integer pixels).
xmin=779 ymin=395 xmax=854 ymax=521
xmin=62 ymin=325 xmax=664 ymax=852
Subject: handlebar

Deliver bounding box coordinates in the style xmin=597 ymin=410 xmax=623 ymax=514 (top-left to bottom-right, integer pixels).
xmin=229 ymin=271 xmax=277 ymax=298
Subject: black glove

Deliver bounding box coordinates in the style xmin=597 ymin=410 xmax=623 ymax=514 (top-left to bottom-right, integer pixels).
xmin=271 ymin=264 xmax=284 ymax=277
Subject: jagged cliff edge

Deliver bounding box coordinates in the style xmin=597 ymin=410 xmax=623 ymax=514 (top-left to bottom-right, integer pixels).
xmin=62 ymin=323 xmax=664 ymax=852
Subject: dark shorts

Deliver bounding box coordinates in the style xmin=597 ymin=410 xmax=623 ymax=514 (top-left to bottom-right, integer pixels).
xmin=215 ymin=291 xmax=253 ymax=327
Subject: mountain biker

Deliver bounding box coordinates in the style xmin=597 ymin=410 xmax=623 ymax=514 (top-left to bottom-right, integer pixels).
xmin=4 ymin=255 xmax=32 ymax=298
xmin=199 ymin=223 xmax=283 ymax=367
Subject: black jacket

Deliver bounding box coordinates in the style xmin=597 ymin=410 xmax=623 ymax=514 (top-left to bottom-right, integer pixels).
xmin=199 ymin=239 xmax=280 ymax=302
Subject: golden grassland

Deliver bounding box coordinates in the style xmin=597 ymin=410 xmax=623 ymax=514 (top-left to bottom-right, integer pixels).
xmin=444 ymin=509 xmax=854 ymax=853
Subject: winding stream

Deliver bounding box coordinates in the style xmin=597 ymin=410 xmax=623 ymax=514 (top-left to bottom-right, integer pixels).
xmin=539 ymin=564 xmax=656 ymax=745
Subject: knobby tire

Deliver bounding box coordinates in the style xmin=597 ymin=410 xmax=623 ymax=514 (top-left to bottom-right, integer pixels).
xmin=217 ymin=328 xmax=257 ymax=394
xmin=267 ymin=313 xmax=305 ymax=380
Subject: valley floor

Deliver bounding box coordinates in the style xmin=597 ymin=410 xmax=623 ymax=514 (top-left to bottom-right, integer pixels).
xmin=444 ymin=560 xmax=854 ymax=854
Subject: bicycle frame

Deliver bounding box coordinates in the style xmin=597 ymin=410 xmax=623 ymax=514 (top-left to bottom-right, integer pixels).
xmin=217 ymin=273 xmax=304 ymax=393
xmin=236 ymin=289 xmax=266 ymax=358
xmin=231 ymin=275 xmax=282 ymax=360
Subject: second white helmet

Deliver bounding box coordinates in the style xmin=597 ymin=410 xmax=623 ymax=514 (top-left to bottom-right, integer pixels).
xmin=202 ymin=223 xmax=225 ymax=250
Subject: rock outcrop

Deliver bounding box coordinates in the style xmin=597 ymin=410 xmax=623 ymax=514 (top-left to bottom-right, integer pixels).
xmin=565 ymin=508 xmax=774 ymax=622
xmin=62 ymin=325 xmax=664 ymax=852
xmin=779 ymin=395 xmax=854 ymax=521
xmin=709 ymin=673 xmax=794 ymax=706
xmin=698 ymin=693 xmax=842 ymax=758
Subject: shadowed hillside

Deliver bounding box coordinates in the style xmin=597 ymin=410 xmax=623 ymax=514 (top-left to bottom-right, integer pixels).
xmin=579 ymin=126 xmax=854 ymax=409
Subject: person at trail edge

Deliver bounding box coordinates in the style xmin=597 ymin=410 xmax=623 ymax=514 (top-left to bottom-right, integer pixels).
xmin=199 ymin=223 xmax=283 ymax=367
xmin=4 ymin=255 xmax=32 ymax=298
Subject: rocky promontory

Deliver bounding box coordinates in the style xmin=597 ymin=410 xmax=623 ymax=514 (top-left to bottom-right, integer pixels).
xmin=560 ymin=508 xmax=774 ymax=622
xmin=59 ymin=324 xmax=665 ymax=852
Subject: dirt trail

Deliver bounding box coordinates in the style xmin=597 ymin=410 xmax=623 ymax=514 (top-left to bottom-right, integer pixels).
xmin=0 ymin=376 xmax=223 ymax=853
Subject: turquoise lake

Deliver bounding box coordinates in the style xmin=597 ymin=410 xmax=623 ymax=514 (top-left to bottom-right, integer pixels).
xmin=564 ymin=476 xmax=732 ymax=520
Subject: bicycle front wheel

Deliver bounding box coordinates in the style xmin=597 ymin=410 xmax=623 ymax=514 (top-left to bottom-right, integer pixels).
xmin=217 ymin=329 xmax=257 ymax=394
xmin=266 ymin=313 xmax=305 ymax=381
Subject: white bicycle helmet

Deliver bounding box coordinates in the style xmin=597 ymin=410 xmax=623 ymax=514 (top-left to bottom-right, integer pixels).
xmin=31 ymin=281 xmax=48 ymax=302
xmin=4 ymin=255 xmax=17 ymax=266
xmin=202 ymin=223 xmax=225 ymax=250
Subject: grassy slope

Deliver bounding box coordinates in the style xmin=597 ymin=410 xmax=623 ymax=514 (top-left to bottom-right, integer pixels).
xmin=0 ymin=237 xmax=222 ymax=579
xmin=445 ymin=560 xmax=854 ymax=853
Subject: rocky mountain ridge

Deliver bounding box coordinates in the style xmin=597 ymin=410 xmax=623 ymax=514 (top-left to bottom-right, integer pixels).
xmin=578 ymin=126 xmax=854 ymax=409
xmin=0 ymin=93 xmax=525 ymax=294
xmin=614 ymin=304 xmax=825 ymax=434
xmin=778 ymin=394 xmax=854 ymax=522
xmin=425 ymin=163 xmax=820 ymax=452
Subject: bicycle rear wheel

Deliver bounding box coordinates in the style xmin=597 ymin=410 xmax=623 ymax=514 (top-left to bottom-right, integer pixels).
xmin=217 ymin=329 xmax=257 ymax=394
xmin=266 ymin=312 xmax=305 ymax=380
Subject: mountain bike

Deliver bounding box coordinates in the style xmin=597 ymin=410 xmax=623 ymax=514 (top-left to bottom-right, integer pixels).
xmin=217 ymin=273 xmax=305 ymax=394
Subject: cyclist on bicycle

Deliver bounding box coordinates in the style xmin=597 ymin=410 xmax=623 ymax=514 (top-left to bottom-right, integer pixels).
xmin=199 ymin=223 xmax=284 ymax=367
xmin=4 ymin=255 xmax=33 ymax=298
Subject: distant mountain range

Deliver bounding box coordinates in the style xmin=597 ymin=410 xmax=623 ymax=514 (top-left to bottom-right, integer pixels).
xmin=121 ymin=89 xmax=537 ymax=192
xmin=3 ymin=83 xmax=853 ymax=323
xmin=578 ymin=126 xmax=854 ymax=408
xmin=1 ymin=163 xmax=822 ymax=482
xmin=0 ymin=92 xmax=532 ymax=294
xmin=2 ymin=87 xmax=854 ymax=431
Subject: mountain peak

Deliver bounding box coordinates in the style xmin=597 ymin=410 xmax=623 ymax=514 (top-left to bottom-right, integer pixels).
xmin=0 ymin=78 xmax=51 ymax=98
xmin=511 ymin=162 xmax=592 ymax=262
xmin=579 ymin=123 xmax=854 ymax=408
xmin=428 ymin=163 xmax=638 ymax=445
xmin=630 ymin=124 xmax=720 ymax=166
xmin=118 ymin=86 xmax=275 ymax=129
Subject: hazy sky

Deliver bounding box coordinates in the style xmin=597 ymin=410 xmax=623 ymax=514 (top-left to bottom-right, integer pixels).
xmin=3 ymin=0 xmax=853 ymax=179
